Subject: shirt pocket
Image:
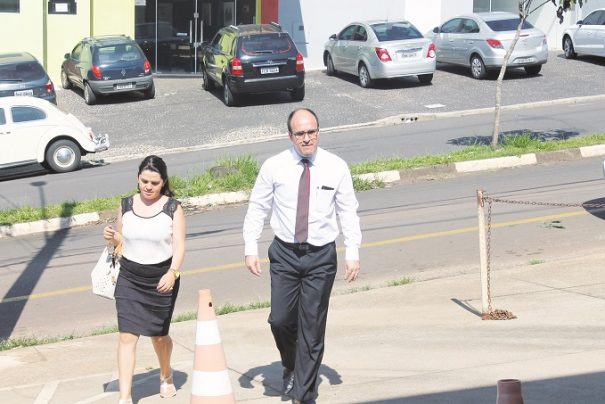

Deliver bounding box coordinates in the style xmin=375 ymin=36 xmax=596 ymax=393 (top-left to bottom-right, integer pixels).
xmin=315 ymin=186 xmax=336 ymax=215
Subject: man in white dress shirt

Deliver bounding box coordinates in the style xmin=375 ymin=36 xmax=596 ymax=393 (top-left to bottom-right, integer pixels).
xmin=243 ymin=108 xmax=361 ymax=404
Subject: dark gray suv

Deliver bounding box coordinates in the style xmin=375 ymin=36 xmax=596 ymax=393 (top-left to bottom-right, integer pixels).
xmin=201 ymin=23 xmax=305 ymax=106
xmin=61 ymin=35 xmax=154 ymax=105
xmin=0 ymin=52 xmax=56 ymax=104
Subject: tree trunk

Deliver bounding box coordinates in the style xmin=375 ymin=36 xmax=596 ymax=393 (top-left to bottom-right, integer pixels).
xmin=491 ymin=2 xmax=531 ymax=149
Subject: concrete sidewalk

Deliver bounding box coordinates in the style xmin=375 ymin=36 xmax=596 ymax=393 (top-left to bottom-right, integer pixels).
xmin=1 ymin=252 xmax=604 ymax=403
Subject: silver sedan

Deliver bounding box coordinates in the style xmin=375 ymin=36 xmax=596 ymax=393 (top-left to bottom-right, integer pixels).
xmin=323 ymin=20 xmax=436 ymax=88
xmin=427 ymin=12 xmax=548 ymax=79
xmin=563 ymin=8 xmax=605 ymax=59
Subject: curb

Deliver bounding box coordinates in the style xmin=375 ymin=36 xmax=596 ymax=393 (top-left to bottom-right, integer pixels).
xmin=2 ymin=145 xmax=605 ymax=239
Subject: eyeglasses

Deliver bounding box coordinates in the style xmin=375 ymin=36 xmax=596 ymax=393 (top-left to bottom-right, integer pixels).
xmin=291 ymin=128 xmax=319 ymax=139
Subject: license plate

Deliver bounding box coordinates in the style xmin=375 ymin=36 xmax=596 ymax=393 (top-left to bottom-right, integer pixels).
xmin=515 ymin=57 xmax=534 ymax=64
xmin=260 ymin=67 xmax=279 ymax=74
xmin=398 ymin=52 xmax=418 ymax=60
xmin=14 ymin=89 xmax=34 ymax=96
xmin=115 ymin=83 xmax=133 ymax=90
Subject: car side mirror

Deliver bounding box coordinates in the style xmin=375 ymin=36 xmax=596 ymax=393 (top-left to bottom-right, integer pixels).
xmin=577 ymin=19 xmax=583 ymax=25
xmin=433 ymin=27 xmax=439 ymax=33
xmin=64 ymin=53 xmax=70 ymax=59
xmin=329 ymin=34 xmax=337 ymax=40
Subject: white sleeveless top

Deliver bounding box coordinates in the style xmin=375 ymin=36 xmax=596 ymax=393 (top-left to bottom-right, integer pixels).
xmin=121 ymin=196 xmax=180 ymax=265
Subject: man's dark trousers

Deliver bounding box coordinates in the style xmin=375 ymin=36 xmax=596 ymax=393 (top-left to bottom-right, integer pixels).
xmin=268 ymin=238 xmax=337 ymax=402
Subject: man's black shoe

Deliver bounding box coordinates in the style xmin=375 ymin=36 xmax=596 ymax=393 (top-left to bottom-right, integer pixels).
xmin=282 ymin=368 xmax=294 ymax=396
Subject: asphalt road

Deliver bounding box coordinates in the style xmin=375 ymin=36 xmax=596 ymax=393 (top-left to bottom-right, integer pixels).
xmin=1 ymin=156 xmax=605 ymax=339
xmin=1 ymin=98 xmax=604 ymax=210
xmin=53 ymin=51 xmax=605 ymax=161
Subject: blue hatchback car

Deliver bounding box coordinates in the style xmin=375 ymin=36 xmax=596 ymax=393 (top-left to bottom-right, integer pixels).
xmin=61 ymin=35 xmax=154 ymax=105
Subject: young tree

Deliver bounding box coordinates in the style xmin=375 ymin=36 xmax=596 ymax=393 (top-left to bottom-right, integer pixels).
xmin=491 ymin=0 xmax=586 ymax=149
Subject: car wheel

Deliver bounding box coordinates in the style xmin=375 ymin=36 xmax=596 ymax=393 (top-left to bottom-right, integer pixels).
xmin=143 ymin=81 xmax=155 ymax=99
xmin=84 ymin=83 xmax=97 ymax=105
xmin=358 ymin=64 xmax=373 ymax=88
xmin=291 ymin=85 xmax=305 ymax=101
xmin=61 ymin=69 xmax=72 ymax=89
xmin=524 ymin=65 xmax=542 ymax=76
xmin=326 ymin=54 xmax=336 ymax=76
xmin=563 ymin=36 xmax=577 ymax=59
xmin=418 ymin=73 xmax=433 ymax=84
xmin=470 ymin=55 xmax=487 ymax=80
xmin=202 ymin=68 xmax=215 ymax=91
xmin=223 ymin=79 xmax=237 ymax=107
xmin=45 ymin=139 xmax=81 ymax=173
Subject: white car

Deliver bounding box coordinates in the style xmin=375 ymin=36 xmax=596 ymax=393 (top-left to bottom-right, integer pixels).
xmin=0 ymin=96 xmax=109 ymax=173
xmin=323 ymin=20 xmax=436 ymax=88
xmin=562 ymin=8 xmax=605 ymax=59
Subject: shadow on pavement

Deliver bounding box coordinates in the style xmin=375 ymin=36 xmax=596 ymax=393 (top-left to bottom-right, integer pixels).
xmin=0 ymin=182 xmax=72 ymax=341
xmin=103 ymin=368 xmax=188 ymax=403
xmin=583 ymin=197 xmax=605 ymax=221
xmin=448 ymin=129 xmax=580 ymax=147
xmin=238 ymin=360 xmax=342 ymax=398
xmin=356 ymin=371 xmax=605 ymax=403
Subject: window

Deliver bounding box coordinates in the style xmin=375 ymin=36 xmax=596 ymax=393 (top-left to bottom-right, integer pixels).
xmin=460 ymin=19 xmax=480 ymax=34
xmin=0 ymin=61 xmax=47 ymax=81
xmin=474 ymin=0 xmax=518 ymax=13
xmin=441 ymin=19 xmax=462 ymax=34
xmin=372 ymin=22 xmax=422 ymax=41
xmin=218 ymin=33 xmax=235 ymax=54
xmin=0 ymin=108 xmax=5 ymax=125
xmin=0 ymin=0 xmax=19 ymax=13
xmin=71 ymin=43 xmax=84 ymax=60
xmin=11 ymin=106 xmax=46 ymax=123
xmin=485 ymin=18 xmax=534 ymax=31
xmin=338 ymin=25 xmax=358 ymax=41
xmin=240 ymin=34 xmax=293 ymax=55
xmin=581 ymin=10 xmax=600 ymax=25
xmin=353 ymin=26 xmax=367 ymax=42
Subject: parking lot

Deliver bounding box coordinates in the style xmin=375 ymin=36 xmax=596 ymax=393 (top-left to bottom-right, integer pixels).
xmin=54 ymin=51 xmax=605 ymax=161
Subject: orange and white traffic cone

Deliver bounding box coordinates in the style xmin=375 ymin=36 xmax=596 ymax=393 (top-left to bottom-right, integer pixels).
xmin=190 ymin=289 xmax=236 ymax=404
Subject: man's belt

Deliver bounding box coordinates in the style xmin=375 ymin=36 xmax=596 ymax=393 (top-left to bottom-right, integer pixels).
xmin=274 ymin=237 xmax=333 ymax=252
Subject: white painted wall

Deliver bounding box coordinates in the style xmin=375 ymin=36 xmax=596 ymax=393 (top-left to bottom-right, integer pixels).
xmin=280 ymin=0 xmax=603 ymax=70
xmin=280 ymin=0 xmax=473 ymax=70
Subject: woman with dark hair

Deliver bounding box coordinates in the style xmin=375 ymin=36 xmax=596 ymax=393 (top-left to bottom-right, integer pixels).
xmin=103 ymin=155 xmax=185 ymax=403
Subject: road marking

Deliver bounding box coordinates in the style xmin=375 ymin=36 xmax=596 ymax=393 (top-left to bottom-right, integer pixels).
xmin=0 ymin=209 xmax=589 ymax=304
xmin=33 ymin=381 xmax=58 ymax=404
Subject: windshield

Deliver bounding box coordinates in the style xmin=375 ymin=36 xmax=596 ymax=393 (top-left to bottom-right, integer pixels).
xmin=485 ymin=19 xmax=534 ymax=31
xmin=371 ymin=22 xmax=423 ymax=41
xmin=0 ymin=61 xmax=47 ymax=81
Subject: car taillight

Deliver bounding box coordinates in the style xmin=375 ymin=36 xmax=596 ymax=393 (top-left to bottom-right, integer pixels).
xmin=45 ymin=80 xmax=55 ymax=94
xmin=426 ymin=43 xmax=436 ymax=58
xmin=92 ymin=64 xmax=102 ymax=79
xmin=230 ymin=58 xmax=243 ymax=76
xmin=375 ymin=47 xmax=392 ymax=62
xmin=144 ymin=59 xmax=151 ymax=74
xmin=295 ymin=52 xmax=304 ymax=72
xmin=486 ymin=39 xmax=503 ymax=49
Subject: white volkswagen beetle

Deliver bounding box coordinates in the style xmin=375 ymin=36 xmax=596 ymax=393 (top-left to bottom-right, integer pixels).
xmin=0 ymin=96 xmax=109 ymax=173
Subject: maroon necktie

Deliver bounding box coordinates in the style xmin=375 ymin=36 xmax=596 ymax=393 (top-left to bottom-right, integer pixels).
xmin=295 ymin=159 xmax=310 ymax=243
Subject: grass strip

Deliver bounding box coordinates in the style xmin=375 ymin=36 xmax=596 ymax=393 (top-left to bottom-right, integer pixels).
xmin=2 ymin=134 xmax=605 ymax=225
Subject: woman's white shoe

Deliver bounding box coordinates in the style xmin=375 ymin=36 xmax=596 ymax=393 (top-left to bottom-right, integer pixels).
xmin=160 ymin=372 xmax=176 ymax=398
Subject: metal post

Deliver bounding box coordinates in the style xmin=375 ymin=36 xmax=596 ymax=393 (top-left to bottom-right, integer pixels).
xmin=477 ymin=189 xmax=489 ymax=315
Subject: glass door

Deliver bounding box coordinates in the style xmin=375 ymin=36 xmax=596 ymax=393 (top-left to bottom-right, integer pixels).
xmin=135 ymin=0 xmax=203 ymax=74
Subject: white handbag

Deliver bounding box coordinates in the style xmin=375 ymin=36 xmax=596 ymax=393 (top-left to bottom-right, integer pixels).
xmin=91 ymin=246 xmax=121 ymax=300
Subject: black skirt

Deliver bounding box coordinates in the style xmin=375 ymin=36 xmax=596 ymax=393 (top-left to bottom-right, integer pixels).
xmin=115 ymin=256 xmax=180 ymax=336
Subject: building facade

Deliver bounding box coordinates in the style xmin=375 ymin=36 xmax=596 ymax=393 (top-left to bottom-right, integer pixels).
xmin=1 ymin=0 xmax=603 ymax=83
